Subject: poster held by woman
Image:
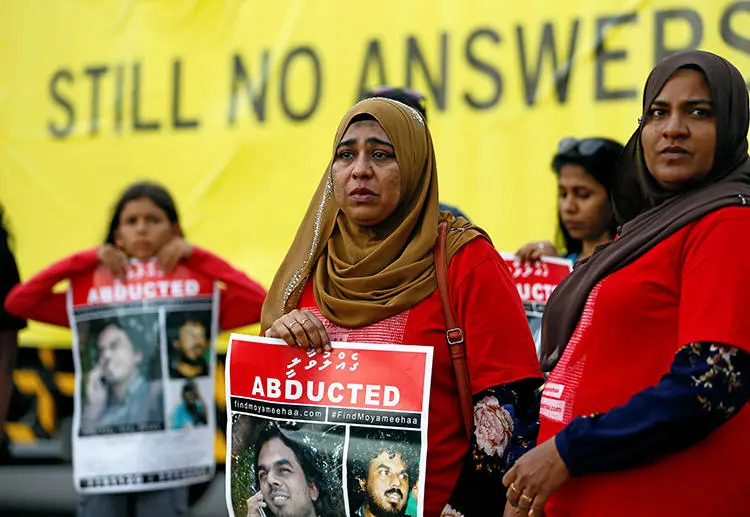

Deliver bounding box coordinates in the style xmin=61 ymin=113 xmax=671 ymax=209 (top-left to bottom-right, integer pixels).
xmin=259 ymin=97 xmax=543 ymax=516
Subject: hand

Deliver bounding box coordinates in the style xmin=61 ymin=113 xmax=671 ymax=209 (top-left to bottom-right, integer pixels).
xmin=503 ymin=502 xmax=527 ymax=517
xmin=85 ymin=364 xmax=107 ymax=418
xmin=157 ymin=237 xmax=193 ymax=272
xmin=503 ymin=437 xmax=570 ymax=516
xmin=515 ymin=241 xmax=558 ymax=263
xmin=246 ymin=491 xmax=267 ymax=517
xmin=97 ymin=244 xmax=129 ymax=280
xmin=265 ymin=309 xmax=331 ymax=354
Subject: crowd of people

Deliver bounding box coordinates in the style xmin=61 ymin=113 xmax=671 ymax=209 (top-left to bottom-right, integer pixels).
xmin=1 ymin=49 xmax=749 ymax=517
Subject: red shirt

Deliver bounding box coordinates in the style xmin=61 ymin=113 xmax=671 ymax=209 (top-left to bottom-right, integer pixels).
xmin=5 ymin=246 xmax=266 ymax=330
xmin=539 ymin=207 xmax=750 ymax=517
xmin=298 ymin=237 xmax=542 ymax=516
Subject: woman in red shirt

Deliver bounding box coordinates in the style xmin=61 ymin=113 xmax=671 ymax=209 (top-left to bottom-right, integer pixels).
xmin=515 ymin=137 xmax=624 ymax=264
xmin=502 ymin=51 xmax=750 ymax=517
xmin=261 ymin=97 xmax=543 ymax=517
xmin=5 ymin=181 xmax=266 ymax=517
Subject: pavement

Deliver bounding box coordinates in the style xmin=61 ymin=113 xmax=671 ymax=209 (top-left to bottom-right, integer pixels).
xmin=0 ymin=465 xmax=230 ymax=517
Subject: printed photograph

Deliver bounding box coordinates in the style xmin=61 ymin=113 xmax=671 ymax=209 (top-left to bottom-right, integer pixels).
xmin=76 ymin=313 xmax=164 ymax=436
xmin=346 ymin=427 xmax=422 ymax=517
xmin=230 ymin=417 xmax=347 ymax=517
xmin=169 ymin=378 xmax=211 ymax=430
xmin=166 ymin=310 xmax=213 ymax=378
xmin=524 ymin=302 xmax=545 ymax=354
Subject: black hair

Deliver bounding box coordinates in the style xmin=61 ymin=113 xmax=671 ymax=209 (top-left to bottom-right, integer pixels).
xmin=171 ymin=312 xmax=209 ymax=331
xmin=104 ymin=181 xmax=180 ymax=245
xmin=350 ymin=113 xmax=378 ymax=125
xmin=361 ymin=87 xmax=427 ymax=121
xmin=551 ymin=139 xmax=623 ymax=256
xmin=347 ymin=428 xmax=420 ymax=507
xmin=86 ymin=315 xmax=161 ymax=378
xmin=182 ymin=379 xmax=198 ymax=396
xmin=91 ymin=317 xmax=151 ymax=354
xmin=254 ymin=422 xmax=344 ymax=517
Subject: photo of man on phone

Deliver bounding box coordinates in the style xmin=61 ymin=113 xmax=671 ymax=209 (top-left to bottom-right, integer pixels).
xmin=79 ymin=315 xmax=164 ymax=435
xmin=245 ymin=422 xmax=345 ymax=517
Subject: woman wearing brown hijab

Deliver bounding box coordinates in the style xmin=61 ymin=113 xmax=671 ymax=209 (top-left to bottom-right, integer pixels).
xmin=502 ymin=51 xmax=750 ymax=517
xmin=262 ymin=98 xmax=543 ymax=516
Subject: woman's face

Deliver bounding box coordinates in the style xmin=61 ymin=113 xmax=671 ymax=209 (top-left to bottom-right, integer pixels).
xmin=332 ymin=119 xmax=401 ymax=227
xmin=115 ymin=197 xmax=178 ymax=259
xmin=641 ymin=69 xmax=716 ymax=189
xmin=558 ymin=164 xmax=612 ymax=241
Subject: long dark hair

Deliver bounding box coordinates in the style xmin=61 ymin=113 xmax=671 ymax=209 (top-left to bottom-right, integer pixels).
xmin=253 ymin=422 xmax=345 ymax=517
xmin=552 ymin=139 xmax=623 ymax=256
xmin=104 ymin=181 xmax=181 ymax=245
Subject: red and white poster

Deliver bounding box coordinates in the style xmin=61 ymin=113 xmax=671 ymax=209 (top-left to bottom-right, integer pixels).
xmin=500 ymin=253 xmax=573 ymax=356
xmin=68 ymin=258 xmax=219 ymax=494
xmin=226 ymin=334 xmax=433 ymax=517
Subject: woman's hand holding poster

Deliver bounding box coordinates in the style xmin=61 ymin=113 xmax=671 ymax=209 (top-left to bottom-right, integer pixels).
xmin=226 ymin=335 xmax=433 ymax=517
xmin=69 ymin=258 xmax=218 ymax=493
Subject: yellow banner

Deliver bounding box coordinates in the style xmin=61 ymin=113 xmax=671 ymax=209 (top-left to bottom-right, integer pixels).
xmin=1 ymin=0 xmax=749 ymax=347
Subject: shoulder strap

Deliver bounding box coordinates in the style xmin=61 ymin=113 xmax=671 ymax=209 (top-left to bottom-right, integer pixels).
xmin=435 ymin=222 xmax=473 ymax=440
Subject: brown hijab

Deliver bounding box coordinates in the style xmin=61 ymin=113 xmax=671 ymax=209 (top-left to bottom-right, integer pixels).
xmin=540 ymin=50 xmax=750 ymax=371
xmin=261 ymin=98 xmax=487 ymax=331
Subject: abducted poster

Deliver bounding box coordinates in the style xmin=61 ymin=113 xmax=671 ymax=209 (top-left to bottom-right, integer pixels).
xmin=500 ymin=253 xmax=573 ymax=356
xmin=68 ymin=258 xmax=219 ymax=493
xmin=226 ymin=335 xmax=433 ymax=517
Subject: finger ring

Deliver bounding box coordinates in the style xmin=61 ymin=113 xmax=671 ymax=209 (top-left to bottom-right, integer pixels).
xmin=289 ymin=321 xmax=301 ymax=328
xmin=520 ymin=494 xmax=534 ymax=505
xmin=298 ymin=318 xmax=308 ymax=325
xmin=510 ymin=483 xmax=520 ymax=493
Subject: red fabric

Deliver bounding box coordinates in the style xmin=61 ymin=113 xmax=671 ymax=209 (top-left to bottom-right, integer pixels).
xmin=5 ymin=246 xmax=266 ymax=331
xmin=5 ymin=248 xmax=99 ymax=327
xmin=297 ymin=237 xmax=542 ymax=516
xmin=539 ymin=207 xmax=750 ymax=517
xmin=184 ymin=246 xmax=266 ymax=330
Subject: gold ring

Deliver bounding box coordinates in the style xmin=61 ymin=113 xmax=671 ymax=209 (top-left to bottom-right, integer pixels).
xmin=520 ymin=494 xmax=534 ymax=505
xmin=510 ymin=483 xmax=520 ymax=493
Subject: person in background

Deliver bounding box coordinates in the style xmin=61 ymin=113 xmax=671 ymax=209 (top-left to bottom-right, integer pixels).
xmin=5 ymin=181 xmax=267 ymax=517
xmin=361 ymin=85 xmax=471 ymax=221
xmin=516 ymin=138 xmax=624 ymax=263
xmin=503 ymin=50 xmax=750 ymax=517
xmin=262 ymin=98 xmax=542 ymax=516
xmin=0 ymin=206 xmax=26 ymax=436
xmin=170 ymin=379 xmax=207 ymax=430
